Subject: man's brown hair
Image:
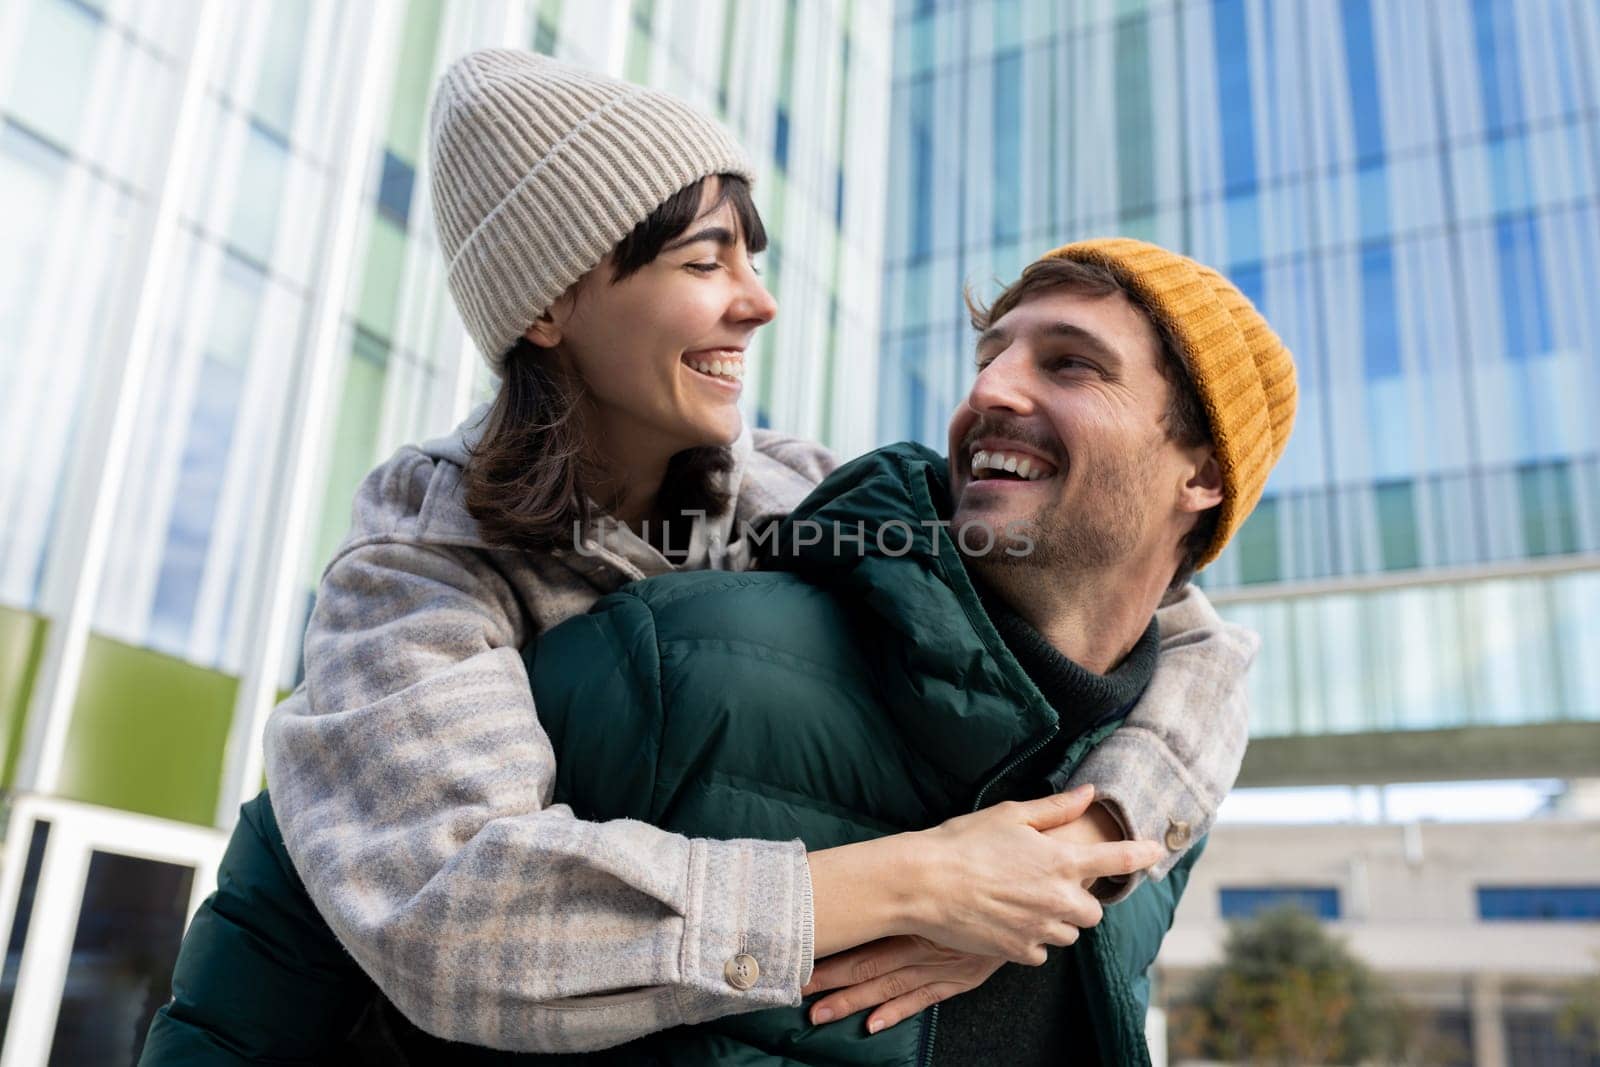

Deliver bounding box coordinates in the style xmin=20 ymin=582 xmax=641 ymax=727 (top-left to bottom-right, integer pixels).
xmin=964 ymin=257 xmax=1219 ymax=588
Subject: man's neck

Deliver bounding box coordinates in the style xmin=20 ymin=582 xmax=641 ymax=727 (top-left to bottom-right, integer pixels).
xmin=971 ymin=559 xmax=1172 ymax=675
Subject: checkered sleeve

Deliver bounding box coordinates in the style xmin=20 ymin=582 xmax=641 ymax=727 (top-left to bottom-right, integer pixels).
xmin=262 ymin=456 xmax=811 ymax=1053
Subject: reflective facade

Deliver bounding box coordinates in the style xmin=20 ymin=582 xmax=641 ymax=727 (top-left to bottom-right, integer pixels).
xmin=0 ymin=0 xmax=890 ymax=826
xmin=880 ymin=0 xmax=1600 ymax=741
xmin=0 ymin=1 xmax=890 ymax=1057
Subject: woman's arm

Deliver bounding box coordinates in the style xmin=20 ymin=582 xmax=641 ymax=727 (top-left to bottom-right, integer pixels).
xmin=1062 ymin=583 xmax=1259 ymax=900
xmin=265 ymin=453 xmax=818 ymax=1054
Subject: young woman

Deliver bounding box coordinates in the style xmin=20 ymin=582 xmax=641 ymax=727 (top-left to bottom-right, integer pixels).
xmin=147 ymin=49 xmax=1254 ymax=1058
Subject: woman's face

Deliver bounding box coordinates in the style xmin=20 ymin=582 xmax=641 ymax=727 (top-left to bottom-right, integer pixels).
xmin=536 ymin=178 xmax=777 ymax=468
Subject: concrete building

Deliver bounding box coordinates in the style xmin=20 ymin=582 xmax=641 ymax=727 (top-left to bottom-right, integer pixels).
xmin=1158 ymin=819 xmax=1600 ymax=1067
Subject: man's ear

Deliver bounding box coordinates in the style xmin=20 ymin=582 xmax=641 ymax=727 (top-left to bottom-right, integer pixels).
xmin=1178 ymin=451 xmax=1224 ymax=514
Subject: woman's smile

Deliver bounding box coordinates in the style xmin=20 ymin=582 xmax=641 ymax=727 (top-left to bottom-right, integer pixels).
xmin=682 ymin=347 xmax=746 ymax=388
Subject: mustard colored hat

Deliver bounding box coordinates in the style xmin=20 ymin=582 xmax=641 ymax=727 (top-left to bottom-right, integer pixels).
xmin=1041 ymin=238 xmax=1298 ymax=568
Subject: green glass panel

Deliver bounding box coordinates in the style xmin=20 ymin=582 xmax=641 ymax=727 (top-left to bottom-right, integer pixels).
xmin=1235 ymin=495 xmax=1281 ymax=584
xmin=308 ymin=332 xmax=388 ymax=586
xmin=779 ymin=0 xmax=797 ymax=107
xmin=1375 ymin=480 xmax=1420 ymax=571
xmin=625 ymin=22 xmax=651 ymax=83
xmin=718 ymin=0 xmax=737 ymax=113
xmin=355 ymin=214 xmax=406 ymax=340
xmin=387 ymin=0 xmax=446 ymax=165
xmin=1115 ymin=12 xmax=1155 ymax=218
xmin=0 ymin=606 xmax=49 ymax=790
xmin=58 ymin=635 xmax=236 ymax=826
xmin=1519 ymin=460 xmax=1578 ymax=557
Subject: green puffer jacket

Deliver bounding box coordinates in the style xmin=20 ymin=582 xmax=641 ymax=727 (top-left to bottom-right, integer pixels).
xmin=144 ymin=443 xmax=1200 ymax=1065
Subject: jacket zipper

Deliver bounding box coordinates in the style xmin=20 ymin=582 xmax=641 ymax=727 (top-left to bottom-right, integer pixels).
xmin=918 ymin=724 xmax=1062 ymax=1067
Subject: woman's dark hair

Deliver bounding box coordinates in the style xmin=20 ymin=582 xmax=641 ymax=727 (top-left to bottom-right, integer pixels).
xmin=463 ymin=174 xmax=765 ymax=552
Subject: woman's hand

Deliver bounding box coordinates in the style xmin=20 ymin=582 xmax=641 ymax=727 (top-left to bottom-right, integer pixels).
xmin=802 ymin=936 xmax=1003 ymax=1034
xmin=897 ymin=784 xmax=1164 ymax=965
xmin=806 ymin=784 xmax=1163 ymax=964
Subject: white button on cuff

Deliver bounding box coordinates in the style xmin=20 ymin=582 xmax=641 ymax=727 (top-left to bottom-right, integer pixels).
xmin=724 ymin=953 xmax=760 ymax=991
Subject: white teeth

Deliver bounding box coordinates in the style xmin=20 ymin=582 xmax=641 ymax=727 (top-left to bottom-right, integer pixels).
xmin=688 ymin=356 xmax=743 ymax=381
xmin=969 ymin=448 xmax=1055 ymax=480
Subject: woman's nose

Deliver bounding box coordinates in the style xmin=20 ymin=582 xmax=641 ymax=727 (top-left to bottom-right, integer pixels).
xmin=734 ymin=266 xmax=778 ymax=325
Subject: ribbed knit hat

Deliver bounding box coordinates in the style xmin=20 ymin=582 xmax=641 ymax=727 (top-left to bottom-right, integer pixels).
xmin=1041 ymin=239 xmax=1298 ymax=568
xmin=429 ymin=49 xmax=755 ymax=375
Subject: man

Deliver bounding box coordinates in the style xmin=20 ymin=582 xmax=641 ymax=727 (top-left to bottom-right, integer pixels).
xmin=145 ymin=239 xmax=1294 ymax=1065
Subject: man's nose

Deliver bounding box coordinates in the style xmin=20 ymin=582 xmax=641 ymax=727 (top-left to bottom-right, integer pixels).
xmin=967 ymin=347 xmax=1035 ymax=416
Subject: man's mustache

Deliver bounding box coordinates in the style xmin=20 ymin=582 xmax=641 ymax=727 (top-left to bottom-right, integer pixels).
xmin=959 ymin=417 xmax=1064 ymax=465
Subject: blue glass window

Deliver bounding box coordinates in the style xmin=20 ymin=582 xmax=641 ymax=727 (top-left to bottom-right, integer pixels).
xmin=992 ymin=50 xmax=1022 ymax=241
xmin=1496 ymin=217 xmax=1552 ymax=361
xmin=1213 ymin=0 xmax=1257 ymax=192
xmin=1225 ymin=186 xmax=1261 ymax=266
xmin=150 ymin=356 xmax=246 ymax=650
xmin=911 ymin=82 xmax=933 ymax=258
xmin=1230 ymin=263 xmax=1265 ymax=313
xmin=1489 ymin=134 xmax=1534 ymax=215
xmin=1357 ymin=161 xmax=1390 ymax=241
xmin=1478 ymin=886 xmax=1600 ymax=921
xmin=1472 ymin=0 xmax=1524 ymax=134
xmin=1361 ymin=243 xmax=1399 ymax=379
xmin=377 ymin=150 xmax=414 ymax=229
xmin=1220 ymin=887 xmax=1341 ymax=920
xmin=835 ymin=166 xmax=846 ymax=229
xmin=774 ymin=107 xmax=790 ymax=172
xmin=1340 ymin=0 xmax=1384 ymax=163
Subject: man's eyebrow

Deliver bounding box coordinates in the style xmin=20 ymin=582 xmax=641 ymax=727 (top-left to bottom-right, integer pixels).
xmin=662 ymin=226 xmax=737 ymax=253
xmin=976 ymin=325 xmax=1010 ymax=352
xmin=1039 ymin=320 xmax=1122 ymax=364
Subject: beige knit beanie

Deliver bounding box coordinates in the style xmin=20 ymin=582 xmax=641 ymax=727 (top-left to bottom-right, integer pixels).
xmin=429 ymin=49 xmax=755 ymax=375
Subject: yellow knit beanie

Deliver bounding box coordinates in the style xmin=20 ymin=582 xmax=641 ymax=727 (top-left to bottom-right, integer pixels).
xmin=1041 ymin=238 xmax=1298 ymax=568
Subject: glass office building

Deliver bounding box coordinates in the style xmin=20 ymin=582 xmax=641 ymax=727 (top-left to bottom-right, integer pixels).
xmin=880 ymin=0 xmax=1599 ymax=747
xmin=877 ymin=2 xmax=1600 ymax=1060
xmin=0 ymin=0 xmax=889 ymax=1058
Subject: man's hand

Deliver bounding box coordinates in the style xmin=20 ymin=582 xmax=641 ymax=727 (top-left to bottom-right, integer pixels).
xmin=802 ymin=936 xmax=1004 ymax=1034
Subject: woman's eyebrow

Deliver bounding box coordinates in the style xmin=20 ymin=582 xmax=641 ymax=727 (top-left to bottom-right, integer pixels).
xmin=662 ymin=226 xmax=736 ymax=252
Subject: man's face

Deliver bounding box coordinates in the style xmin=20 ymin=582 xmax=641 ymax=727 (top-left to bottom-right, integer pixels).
xmin=946 ymin=286 xmax=1209 ymax=578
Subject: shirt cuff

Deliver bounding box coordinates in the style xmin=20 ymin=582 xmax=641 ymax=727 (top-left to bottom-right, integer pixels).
xmin=1066 ymin=727 xmax=1215 ymax=904
xmin=673 ymin=837 xmax=813 ymax=1026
